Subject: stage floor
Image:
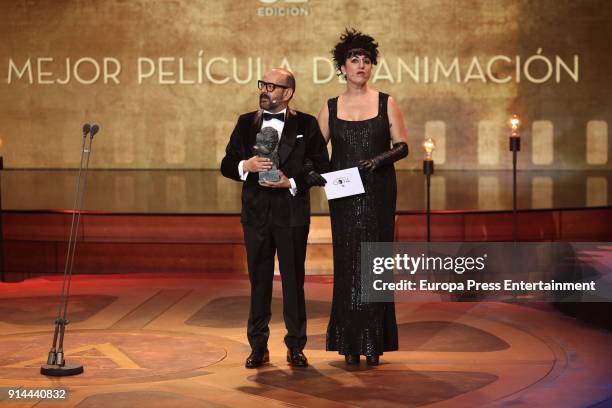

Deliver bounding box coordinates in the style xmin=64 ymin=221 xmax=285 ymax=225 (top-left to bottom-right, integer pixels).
xmin=0 ymin=274 xmax=610 ymax=407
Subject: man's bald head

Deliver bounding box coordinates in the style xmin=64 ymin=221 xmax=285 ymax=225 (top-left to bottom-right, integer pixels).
xmin=259 ymin=68 xmax=296 ymax=112
xmin=266 ymin=68 xmax=295 ymax=92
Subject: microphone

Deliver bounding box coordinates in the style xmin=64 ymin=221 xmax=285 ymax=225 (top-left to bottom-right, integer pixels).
xmin=90 ymin=124 xmax=100 ymax=138
xmin=82 ymin=124 xmax=91 ymax=137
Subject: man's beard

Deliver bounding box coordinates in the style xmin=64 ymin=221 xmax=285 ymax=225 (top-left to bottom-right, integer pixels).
xmin=259 ymin=94 xmax=276 ymax=110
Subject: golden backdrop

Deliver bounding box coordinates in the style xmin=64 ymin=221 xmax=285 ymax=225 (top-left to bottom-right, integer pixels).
xmin=0 ymin=0 xmax=609 ymax=170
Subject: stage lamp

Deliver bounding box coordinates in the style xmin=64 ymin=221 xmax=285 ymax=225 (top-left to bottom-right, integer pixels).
xmin=510 ymin=114 xmax=520 ymax=132
xmin=509 ymin=114 xmax=520 ymax=151
xmin=508 ymin=114 xmax=521 ymax=241
xmin=422 ymin=137 xmax=436 ymax=242
xmin=0 ymin=137 xmax=3 ymax=283
xmin=422 ymin=137 xmax=436 ymax=175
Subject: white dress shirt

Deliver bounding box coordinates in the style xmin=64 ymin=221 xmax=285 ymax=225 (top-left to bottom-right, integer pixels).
xmin=238 ymin=108 xmax=298 ymax=195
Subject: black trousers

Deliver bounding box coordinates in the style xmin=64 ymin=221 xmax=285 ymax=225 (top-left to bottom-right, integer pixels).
xmin=243 ymin=222 xmax=309 ymax=352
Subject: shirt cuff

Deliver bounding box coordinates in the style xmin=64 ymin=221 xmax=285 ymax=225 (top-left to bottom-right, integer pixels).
xmin=238 ymin=160 xmax=249 ymax=181
xmin=289 ymin=178 xmax=298 ymax=196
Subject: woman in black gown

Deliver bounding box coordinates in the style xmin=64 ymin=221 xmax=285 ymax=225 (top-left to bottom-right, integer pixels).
xmin=317 ymin=29 xmax=409 ymax=365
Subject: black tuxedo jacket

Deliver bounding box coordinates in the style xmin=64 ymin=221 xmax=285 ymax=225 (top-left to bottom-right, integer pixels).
xmin=220 ymin=108 xmax=329 ymax=227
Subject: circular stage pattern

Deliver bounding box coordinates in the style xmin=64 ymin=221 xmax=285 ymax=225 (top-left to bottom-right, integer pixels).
xmin=0 ymin=330 xmax=226 ymax=384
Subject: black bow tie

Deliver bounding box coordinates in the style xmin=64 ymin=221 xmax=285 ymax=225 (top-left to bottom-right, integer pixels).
xmin=263 ymin=112 xmax=285 ymax=122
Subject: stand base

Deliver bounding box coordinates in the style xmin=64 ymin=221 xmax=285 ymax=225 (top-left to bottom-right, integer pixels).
xmin=41 ymin=363 xmax=83 ymax=376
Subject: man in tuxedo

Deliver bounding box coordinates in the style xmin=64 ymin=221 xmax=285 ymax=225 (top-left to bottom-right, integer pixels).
xmin=220 ymin=68 xmax=329 ymax=368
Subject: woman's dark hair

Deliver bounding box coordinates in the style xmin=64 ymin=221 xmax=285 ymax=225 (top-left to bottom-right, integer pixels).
xmin=331 ymin=28 xmax=379 ymax=74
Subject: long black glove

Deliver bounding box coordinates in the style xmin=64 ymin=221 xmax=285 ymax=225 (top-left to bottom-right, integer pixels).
xmin=305 ymin=170 xmax=327 ymax=186
xmin=358 ymin=142 xmax=408 ymax=172
xmin=302 ymin=159 xmax=327 ymax=187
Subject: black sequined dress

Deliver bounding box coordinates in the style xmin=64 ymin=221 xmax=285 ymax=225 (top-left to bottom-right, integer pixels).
xmin=326 ymin=92 xmax=399 ymax=356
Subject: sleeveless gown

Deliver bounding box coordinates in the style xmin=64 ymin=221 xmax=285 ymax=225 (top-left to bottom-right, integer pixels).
xmin=326 ymin=92 xmax=399 ymax=356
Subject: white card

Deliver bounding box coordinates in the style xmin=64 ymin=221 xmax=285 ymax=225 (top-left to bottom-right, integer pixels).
xmin=321 ymin=167 xmax=365 ymax=200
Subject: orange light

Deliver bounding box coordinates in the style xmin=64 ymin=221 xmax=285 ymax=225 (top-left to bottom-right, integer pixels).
xmin=509 ymin=114 xmax=520 ymax=133
xmin=422 ymin=137 xmax=436 ymax=160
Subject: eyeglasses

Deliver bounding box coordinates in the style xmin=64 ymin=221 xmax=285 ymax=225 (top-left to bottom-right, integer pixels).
xmin=257 ymin=80 xmax=289 ymax=92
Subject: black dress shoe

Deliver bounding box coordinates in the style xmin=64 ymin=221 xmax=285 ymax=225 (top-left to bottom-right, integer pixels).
xmin=286 ymin=349 xmax=308 ymax=367
xmin=345 ymin=354 xmax=360 ymax=365
xmin=245 ymin=349 xmax=269 ymax=369
xmin=365 ymin=354 xmax=379 ymax=366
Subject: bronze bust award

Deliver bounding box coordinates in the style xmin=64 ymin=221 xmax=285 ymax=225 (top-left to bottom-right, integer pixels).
xmin=253 ymin=126 xmax=280 ymax=182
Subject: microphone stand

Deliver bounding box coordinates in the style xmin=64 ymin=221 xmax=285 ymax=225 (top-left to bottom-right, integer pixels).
xmin=41 ymin=124 xmax=99 ymax=376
